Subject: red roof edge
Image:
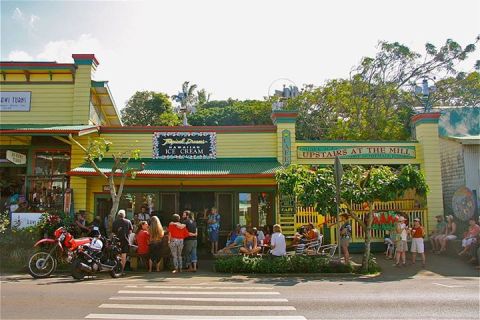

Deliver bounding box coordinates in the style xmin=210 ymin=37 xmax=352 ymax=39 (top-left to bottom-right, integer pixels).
xmin=99 ymin=125 xmax=277 ymax=133
xmin=72 ymin=54 xmax=99 ymax=66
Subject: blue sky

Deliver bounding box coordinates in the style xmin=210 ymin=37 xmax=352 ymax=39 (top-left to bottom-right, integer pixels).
xmin=1 ymin=0 xmax=479 ymax=108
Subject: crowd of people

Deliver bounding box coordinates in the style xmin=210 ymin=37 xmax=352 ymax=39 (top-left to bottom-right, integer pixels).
xmin=385 ymin=214 xmax=480 ymax=269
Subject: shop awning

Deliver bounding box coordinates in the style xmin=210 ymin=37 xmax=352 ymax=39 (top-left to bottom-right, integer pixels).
xmin=0 ymin=124 xmax=99 ymax=136
xmin=69 ymin=158 xmax=283 ymax=178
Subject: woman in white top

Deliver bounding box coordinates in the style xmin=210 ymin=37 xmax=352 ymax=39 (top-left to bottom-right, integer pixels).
xmin=270 ymin=224 xmax=286 ymax=257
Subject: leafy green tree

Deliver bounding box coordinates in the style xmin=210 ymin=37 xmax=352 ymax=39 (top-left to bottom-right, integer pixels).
xmin=286 ymin=38 xmax=478 ymax=140
xmin=275 ymin=164 xmax=428 ymax=273
xmin=189 ymin=100 xmax=273 ymax=126
xmin=432 ymin=71 xmax=480 ymax=107
xmin=158 ymin=112 xmax=181 ymax=126
xmin=68 ymin=135 xmax=143 ymax=232
xmin=121 ymin=91 xmax=174 ymax=126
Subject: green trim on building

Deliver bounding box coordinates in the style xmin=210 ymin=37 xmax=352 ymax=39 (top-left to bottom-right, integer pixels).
xmin=272 ymin=118 xmax=297 ymax=123
xmin=74 ymin=59 xmax=95 ymax=65
xmin=72 ymin=158 xmax=283 ymax=175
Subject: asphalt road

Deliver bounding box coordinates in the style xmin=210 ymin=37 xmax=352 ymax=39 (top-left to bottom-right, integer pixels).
xmin=1 ymin=254 xmax=479 ymax=320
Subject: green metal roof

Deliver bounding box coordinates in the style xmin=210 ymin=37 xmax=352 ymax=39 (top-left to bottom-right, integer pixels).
xmin=70 ymin=158 xmax=283 ymax=177
xmin=0 ymin=124 xmax=98 ymax=136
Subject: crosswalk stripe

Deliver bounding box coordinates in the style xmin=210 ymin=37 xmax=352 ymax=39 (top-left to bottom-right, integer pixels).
xmin=109 ymin=296 xmax=289 ymax=302
xmin=86 ymin=315 xmax=307 ymax=320
xmin=125 ymin=285 xmax=273 ymax=290
xmin=118 ymin=290 xmax=280 ymax=295
xmin=99 ymin=304 xmax=296 ymax=311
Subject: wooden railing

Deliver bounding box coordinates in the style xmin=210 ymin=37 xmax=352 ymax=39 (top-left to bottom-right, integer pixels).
xmin=328 ymin=209 xmax=428 ymax=244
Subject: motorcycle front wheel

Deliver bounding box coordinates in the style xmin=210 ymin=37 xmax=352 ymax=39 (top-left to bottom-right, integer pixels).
xmin=71 ymin=259 xmax=86 ymax=280
xmin=28 ymin=251 xmax=57 ymax=278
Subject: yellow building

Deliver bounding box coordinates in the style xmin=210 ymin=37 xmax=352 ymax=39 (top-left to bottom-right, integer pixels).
xmin=1 ymin=54 xmax=444 ymax=246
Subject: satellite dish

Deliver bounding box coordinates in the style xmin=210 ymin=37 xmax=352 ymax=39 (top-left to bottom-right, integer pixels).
xmin=452 ymin=186 xmax=476 ymax=221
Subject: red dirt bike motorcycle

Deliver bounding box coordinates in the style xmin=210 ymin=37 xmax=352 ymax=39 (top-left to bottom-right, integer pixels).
xmin=28 ymin=227 xmax=91 ymax=278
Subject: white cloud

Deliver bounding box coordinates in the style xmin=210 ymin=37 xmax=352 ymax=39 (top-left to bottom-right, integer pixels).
xmin=7 ymin=50 xmax=33 ymax=61
xmin=11 ymin=7 xmax=39 ymax=32
xmin=36 ymin=34 xmax=104 ymax=62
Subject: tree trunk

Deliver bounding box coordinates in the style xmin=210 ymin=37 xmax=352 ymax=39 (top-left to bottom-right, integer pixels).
xmin=361 ymin=206 xmax=374 ymax=273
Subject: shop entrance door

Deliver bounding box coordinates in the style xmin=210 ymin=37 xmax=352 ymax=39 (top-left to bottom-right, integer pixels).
xmin=216 ymin=192 xmax=233 ymax=248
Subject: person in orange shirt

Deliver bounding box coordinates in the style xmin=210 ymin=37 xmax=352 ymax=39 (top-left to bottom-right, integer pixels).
xmin=410 ymin=218 xmax=426 ymax=267
xmin=306 ymin=223 xmax=319 ymax=241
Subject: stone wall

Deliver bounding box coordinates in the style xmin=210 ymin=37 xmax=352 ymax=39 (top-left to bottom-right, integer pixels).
xmin=440 ymin=138 xmax=465 ymax=215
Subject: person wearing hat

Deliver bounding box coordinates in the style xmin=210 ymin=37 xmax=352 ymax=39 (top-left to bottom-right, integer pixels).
xmin=410 ymin=218 xmax=426 ymax=267
xmin=394 ymin=215 xmax=408 ymax=267
xmin=430 ymin=215 xmax=447 ymax=253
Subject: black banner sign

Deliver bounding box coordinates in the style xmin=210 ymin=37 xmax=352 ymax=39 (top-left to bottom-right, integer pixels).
xmin=153 ymin=132 xmax=217 ymax=159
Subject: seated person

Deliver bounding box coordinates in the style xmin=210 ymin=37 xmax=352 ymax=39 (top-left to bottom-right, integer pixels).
xmin=226 ymin=224 xmax=241 ymax=246
xmin=306 ymin=223 xmax=319 ymax=241
xmin=218 ymin=227 xmax=246 ymax=255
xmin=270 ymin=224 xmax=286 ymax=257
xmin=459 ymin=217 xmax=480 ymax=256
xmin=292 ymin=226 xmax=307 ymax=245
xmin=240 ymin=228 xmax=261 ymax=255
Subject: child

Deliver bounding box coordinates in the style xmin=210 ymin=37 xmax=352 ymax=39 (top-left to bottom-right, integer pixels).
xmin=384 ymin=231 xmax=394 ymax=259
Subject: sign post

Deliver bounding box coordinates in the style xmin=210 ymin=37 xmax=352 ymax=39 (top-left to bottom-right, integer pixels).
xmin=334 ymin=156 xmax=343 ymax=259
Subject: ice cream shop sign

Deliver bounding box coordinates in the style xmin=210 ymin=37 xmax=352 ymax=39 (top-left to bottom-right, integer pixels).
xmin=298 ymin=145 xmax=416 ymax=159
xmin=153 ymin=132 xmax=217 ymax=159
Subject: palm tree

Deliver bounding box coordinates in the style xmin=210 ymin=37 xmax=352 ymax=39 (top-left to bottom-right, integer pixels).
xmin=172 ymin=81 xmax=198 ymax=126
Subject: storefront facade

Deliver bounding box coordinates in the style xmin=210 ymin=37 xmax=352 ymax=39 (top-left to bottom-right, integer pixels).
xmin=1 ymin=54 xmax=445 ymax=243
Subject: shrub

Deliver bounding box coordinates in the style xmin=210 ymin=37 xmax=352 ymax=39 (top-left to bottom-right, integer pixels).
xmin=214 ymin=255 xmax=353 ymax=274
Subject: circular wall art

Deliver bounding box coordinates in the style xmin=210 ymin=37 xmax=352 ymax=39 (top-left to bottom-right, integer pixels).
xmin=452 ymin=186 xmax=476 ymax=221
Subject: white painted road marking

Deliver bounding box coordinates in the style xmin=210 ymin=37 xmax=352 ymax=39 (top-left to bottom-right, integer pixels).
xmin=86 ymin=315 xmax=307 ymax=320
xmin=118 ymin=290 xmax=280 ymax=295
xmin=110 ymin=296 xmax=289 ymax=302
xmin=125 ymin=285 xmax=273 ymax=290
xmin=99 ymin=303 xmax=296 ymax=311
xmin=433 ymin=283 xmax=464 ymax=288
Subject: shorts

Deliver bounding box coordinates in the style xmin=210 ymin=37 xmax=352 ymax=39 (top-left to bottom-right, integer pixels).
xmin=208 ymin=229 xmax=219 ymax=242
xmin=462 ymin=238 xmax=477 ymax=247
xmin=445 ymin=235 xmax=457 ymax=241
xmin=410 ymin=238 xmax=425 ymax=253
xmin=395 ymin=240 xmax=408 ymax=252
xmin=120 ymin=240 xmax=130 ymax=254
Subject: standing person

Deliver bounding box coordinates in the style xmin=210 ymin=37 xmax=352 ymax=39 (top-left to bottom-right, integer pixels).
xmin=148 ymin=216 xmax=166 ymax=272
xmin=394 ymin=216 xmax=408 ymax=267
xmin=437 ymin=215 xmax=457 ymax=254
xmin=410 ymin=218 xmax=426 ymax=267
xmin=207 ymin=207 xmax=221 ymax=254
xmin=183 ymin=211 xmax=198 ymax=272
xmin=137 ymin=206 xmax=151 ymax=223
xmin=430 ymin=215 xmax=447 ymax=253
xmin=339 ymin=214 xmax=352 ymax=264
xmin=112 ymin=209 xmax=133 ymax=274
xmin=168 ymin=214 xmax=190 ymax=273
xmin=135 ymin=221 xmax=150 ymax=270
xmin=270 ymin=224 xmax=286 ymax=257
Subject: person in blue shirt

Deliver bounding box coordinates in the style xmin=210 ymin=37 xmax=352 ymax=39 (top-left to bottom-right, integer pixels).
xmin=207 ymin=207 xmax=221 ymax=254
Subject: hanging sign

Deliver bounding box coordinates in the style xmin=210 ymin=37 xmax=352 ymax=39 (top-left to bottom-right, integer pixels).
xmin=298 ymin=145 xmax=416 ymax=159
xmin=6 ymin=150 xmax=27 ymax=165
xmin=10 ymin=212 xmax=43 ymax=229
xmin=153 ymin=132 xmax=216 ymax=159
xmin=0 ymin=91 xmax=32 ymax=111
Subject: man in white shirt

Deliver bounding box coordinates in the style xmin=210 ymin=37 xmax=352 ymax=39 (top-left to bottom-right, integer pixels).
xmin=270 ymin=224 xmax=286 ymax=256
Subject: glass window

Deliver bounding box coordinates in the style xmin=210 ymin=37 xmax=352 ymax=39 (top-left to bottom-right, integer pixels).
xmin=238 ymin=193 xmax=252 ymax=227
xmin=34 ymin=151 xmax=70 ymax=175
